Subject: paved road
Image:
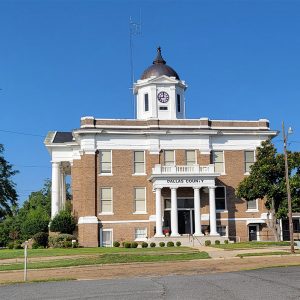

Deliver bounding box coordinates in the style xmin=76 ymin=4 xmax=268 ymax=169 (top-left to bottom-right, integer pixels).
xmin=1 ymin=266 xmax=299 ymax=300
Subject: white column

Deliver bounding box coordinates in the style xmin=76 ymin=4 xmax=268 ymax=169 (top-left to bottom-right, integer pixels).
xmin=61 ymin=172 xmax=66 ymax=210
xmin=51 ymin=162 xmax=61 ymax=219
xmin=209 ymin=186 xmax=219 ymax=236
xmin=155 ymin=188 xmax=164 ymax=237
xmin=171 ymin=187 xmax=180 ymax=236
xmin=194 ymin=187 xmax=203 ymax=236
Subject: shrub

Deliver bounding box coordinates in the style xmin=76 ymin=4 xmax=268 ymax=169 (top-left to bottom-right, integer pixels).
xmin=167 ymin=241 xmax=174 ymax=247
xmin=72 ymin=241 xmax=79 ymax=248
xmin=224 ymin=240 xmax=229 ymax=244
xmin=32 ymin=242 xmax=39 ymax=249
xmin=131 ymin=242 xmax=138 ymax=248
xmin=215 ymin=240 xmax=220 ymax=245
xmin=176 ymin=241 xmax=181 ymax=247
xmin=205 ymin=240 xmax=211 ymax=246
xmin=113 ymin=241 xmax=120 ymax=247
xmin=124 ymin=242 xmax=131 ymax=248
xmin=159 ymin=242 xmax=165 ymax=247
xmin=49 ymin=210 xmax=76 ymax=234
xmin=150 ymin=242 xmax=156 ymax=248
xmin=141 ymin=242 xmax=148 ymax=248
xmin=13 ymin=242 xmax=22 ymax=249
xmin=8 ymin=241 xmax=14 ymax=249
xmin=33 ymin=232 xmax=49 ymax=248
xmin=48 ymin=234 xmax=76 ymax=248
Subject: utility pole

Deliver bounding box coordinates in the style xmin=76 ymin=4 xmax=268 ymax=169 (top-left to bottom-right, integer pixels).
xmin=282 ymin=121 xmax=295 ymax=253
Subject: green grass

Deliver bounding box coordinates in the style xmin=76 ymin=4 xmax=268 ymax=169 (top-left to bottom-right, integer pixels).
xmin=210 ymin=241 xmax=291 ymax=250
xmin=0 ymin=251 xmax=210 ymax=271
xmin=237 ymin=251 xmax=294 ymax=258
xmin=0 ymin=277 xmax=76 ymax=285
xmin=0 ymin=246 xmax=195 ymax=260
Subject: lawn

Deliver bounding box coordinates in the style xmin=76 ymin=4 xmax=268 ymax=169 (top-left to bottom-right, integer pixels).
xmin=0 ymin=246 xmax=197 ymax=260
xmin=210 ymin=241 xmax=291 ymax=250
xmin=0 ymin=247 xmax=210 ymax=271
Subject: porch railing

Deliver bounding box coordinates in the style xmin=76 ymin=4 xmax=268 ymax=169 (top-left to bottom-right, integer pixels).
xmin=152 ymin=164 xmax=215 ymax=175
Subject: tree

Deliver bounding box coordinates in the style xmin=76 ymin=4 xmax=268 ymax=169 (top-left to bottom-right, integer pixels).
xmin=236 ymin=139 xmax=300 ymax=241
xmin=50 ymin=210 xmax=76 ymax=234
xmin=0 ymin=144 xmax=18 ymax=219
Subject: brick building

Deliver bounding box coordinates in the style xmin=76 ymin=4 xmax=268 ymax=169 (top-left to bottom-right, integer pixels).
xmin=45 ymin=48 xmax=278 ymax=247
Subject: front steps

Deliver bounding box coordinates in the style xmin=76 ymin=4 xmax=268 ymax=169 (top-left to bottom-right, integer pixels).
xmin=147 ymin=235 xmax=229 ymax=247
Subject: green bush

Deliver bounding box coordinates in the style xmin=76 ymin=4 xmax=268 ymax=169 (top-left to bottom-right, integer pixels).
xmin=72 ymin=241 xmax=79 ymax=248
xmin=21 ymin=207 xmax=50 ymax=239
xmin=48 ymin=233 xmax=76 ymax=248
xmin=113 ymin=241 xmax=120 ymax=247
xmin=141 ymin=242 xmax=148 ymax=248
xmin=33 ymin=232 xmax=49 ymax=247
xmin=176 ymin=241 xmax=181 ymax=247
xmin=224 ymin=240 xmax=229 ymax=244
xmin=8 ymin=241 xmax=14 ymax=249
xmin=131 ymin=242 xmax=138 ymax=248
xmin=150 ymin=242 xmax=156 ymax=248
xmin=159 ymin=242 xmax=165 ymax=247
xmin=124 ymin=242 xmax=131 ymax=248
xmin=13 ymin=242 xmax=22 ymax=249
xmin=32 ymin=242 xmax=39 ymax=249
xmin=205 ymin=240 xmax=211 ymax=246
xmin=215 ymin=240 xmax=220 ymax=245
xmin=49 ymin=210 xmax=76 ymax=234
xmin=167 ymin=241 xmax=174 ymax=247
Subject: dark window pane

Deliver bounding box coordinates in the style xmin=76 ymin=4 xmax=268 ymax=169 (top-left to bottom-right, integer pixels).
xmin=144 ymin=94 xmax=149 ymax=111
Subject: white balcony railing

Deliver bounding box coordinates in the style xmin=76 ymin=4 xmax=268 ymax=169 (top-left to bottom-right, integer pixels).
xmin=152 ymin=164 xmax=215 ymax=175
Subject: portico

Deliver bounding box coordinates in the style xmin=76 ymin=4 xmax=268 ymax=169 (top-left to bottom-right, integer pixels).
xmin=149 ymin=164 xmax=220 ymax=237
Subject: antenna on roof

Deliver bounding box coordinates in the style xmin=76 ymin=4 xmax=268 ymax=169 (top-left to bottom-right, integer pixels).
xmin=129 ymin=10 xmax=142 ymax=118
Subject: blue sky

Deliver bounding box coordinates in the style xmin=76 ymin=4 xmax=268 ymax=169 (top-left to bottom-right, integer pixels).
xmin=0 ymin=0 xmax=300 ymax=204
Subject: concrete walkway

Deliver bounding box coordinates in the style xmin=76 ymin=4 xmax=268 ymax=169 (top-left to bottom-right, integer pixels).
xmin=194 ymin=245 xmax=295 ymax=258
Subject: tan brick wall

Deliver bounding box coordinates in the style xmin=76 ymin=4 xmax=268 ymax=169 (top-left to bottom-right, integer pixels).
xmin=72 ymin=148 xmax=273 ymax=246
xmin=78 ymin=223 xmax=99 ymax=247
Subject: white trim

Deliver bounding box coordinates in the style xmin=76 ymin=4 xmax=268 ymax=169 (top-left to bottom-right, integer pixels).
xmin=248 ymin=224 xmax=260 ymax=241
xmin=164 ymin=149 xmax=175 ymax=166
xmin=212 ymin=150 xmax=226 ymax=175
xmin=100 ymin=220 xmax=152 ymax=224
xmin=134 ymin=227 xmax=148 ymax=241
xmin=78 ymin=216 xmax=98 ymax=224
xmin=134 ymin=187 xmax=147 ymax=214
xmin=246 ymin=198 xmax=258 ymax=211
xmin=98 ymin=212 xmax=114 ymax=216
xmin=133 ymin=150 xmax=146 ymax=175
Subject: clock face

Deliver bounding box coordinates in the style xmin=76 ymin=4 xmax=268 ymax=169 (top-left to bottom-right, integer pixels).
xmin=157 ymin=91 xmax=169 ymax=103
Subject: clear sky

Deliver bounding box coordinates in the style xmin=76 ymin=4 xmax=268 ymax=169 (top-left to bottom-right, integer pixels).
xmin=0 ymin=0 xmax=300 ymax=204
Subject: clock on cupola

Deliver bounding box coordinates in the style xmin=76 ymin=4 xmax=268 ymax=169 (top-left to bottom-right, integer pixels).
xmin=134 ymin=47 xmax=187 ymax=120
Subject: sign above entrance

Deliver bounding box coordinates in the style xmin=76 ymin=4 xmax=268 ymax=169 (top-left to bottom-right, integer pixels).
xmin=167 ymin=179 xmax=203 ymax=184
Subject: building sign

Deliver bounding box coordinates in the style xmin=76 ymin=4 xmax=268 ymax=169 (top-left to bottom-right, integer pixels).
xmin=166 ymin=179 xmax=204 ymax=184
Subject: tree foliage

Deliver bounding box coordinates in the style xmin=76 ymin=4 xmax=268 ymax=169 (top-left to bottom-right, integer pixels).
xmin=50 ymin=210 xmax=76 ymax=234
xmin=236 ymin=139 xmax=300 ymax=240
xmin=0 ymin=144 xmax=18 ymax=219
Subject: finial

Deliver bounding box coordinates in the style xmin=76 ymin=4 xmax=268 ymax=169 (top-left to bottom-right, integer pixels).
xmin=153 ymin=46 xmax=166 ymax=65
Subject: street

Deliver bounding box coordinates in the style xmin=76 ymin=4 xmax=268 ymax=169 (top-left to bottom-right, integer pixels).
xmin=0 ymin=266 xmax=299 ymax=299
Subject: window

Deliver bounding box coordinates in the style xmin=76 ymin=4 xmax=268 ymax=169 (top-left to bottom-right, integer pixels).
xmin=164 ymin=150 xmax=175 ymax=166
xmin=134 ymin=187 xmax=146 ymax=213
xmin=245 ymin=151 xmax=255 ymax=173
xmin=247 ymin=199 xmax=258 ymax=210
xmin=100 ymin=188 xmax=112 ymax=213
xmin=177 ymin=94 xmax=181 ymax=112
xmin=144 ymin=94 xmax=149 ymax=112
xmin=159 ymin=106 xmax=168 ymax=110
xmin=217 ymin=225 xmax=227 ymax=237
xmin=216 ymin=186 xmax=226 ymax=210
xmin=101 ymin=229 xmax=113 ymax=247
xmin=135 ymin=228 xmax=147 ymax=240
xmin=212 ymin=151 xmax=224 ymax=173
xmin=100 ymin=150 xmax=112 ymax=174
xmin=134 ymin=151 xmax=145 ymax=174
xmin=186 ymin=150 xmax=196 ymax=165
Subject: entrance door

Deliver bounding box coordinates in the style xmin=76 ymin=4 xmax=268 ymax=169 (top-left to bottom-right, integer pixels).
xmin=249 ymin=225 xmax=258 ymax=241
xmin=178 ymin=210 xmax=194 ymax=234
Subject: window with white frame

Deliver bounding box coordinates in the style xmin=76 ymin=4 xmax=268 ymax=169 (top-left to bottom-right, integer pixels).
xmin=186 ymin=150 xmax=196 ymax=165
xmin=135 ymin=228 xmax=147 ymax=240
xmin=216 ymin=186 xmax=226 ymax=211
xmin=164 ymin=150 xmax=175 ymax=166
xmin=244 ymin=151 xmax=255 ymax=173
xmin=212 ymin=151 xmax=224 ymax=173
xmin=217 ymin=225 xmax=227 ymax=237
xmin=134 ymin=187 xmax=146 ymax=213
xmin=134 ymin=151 xmax=145 ymax=174
xmin=101 ymin=229 xmax=113 ymax=247
xmin=100 ymin=188 xmax=112 ymax=213
xmin=99 ymin=150 xmax=112 ymax=174
xmin=247 ymin=199 xmax=258 ymax=210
